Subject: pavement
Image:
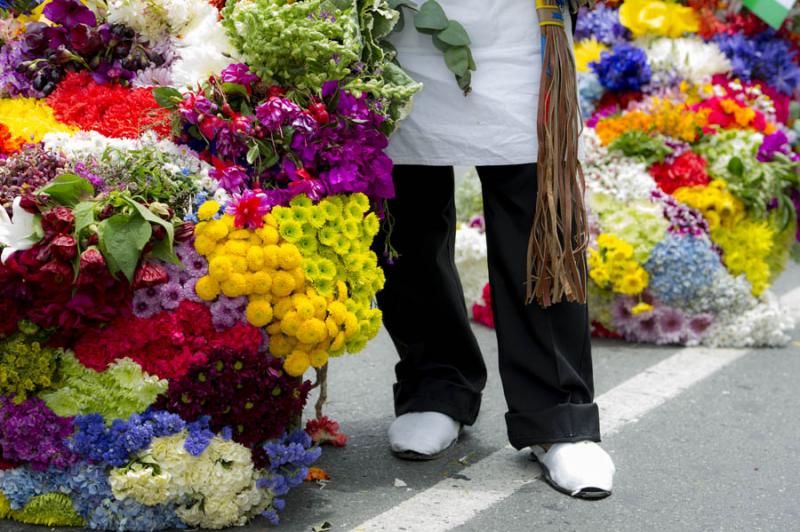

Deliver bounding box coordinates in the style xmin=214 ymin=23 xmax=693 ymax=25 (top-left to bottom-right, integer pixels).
xmin=4 ymin=265 xmax=799 ymax=532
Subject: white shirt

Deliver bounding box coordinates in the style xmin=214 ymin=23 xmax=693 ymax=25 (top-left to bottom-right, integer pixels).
xmin=387 ymin=1 xmax=572 ymax=166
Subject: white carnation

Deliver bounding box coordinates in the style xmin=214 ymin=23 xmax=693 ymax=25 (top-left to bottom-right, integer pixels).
xmin=454 ymin=224 xmax=488 ymax=309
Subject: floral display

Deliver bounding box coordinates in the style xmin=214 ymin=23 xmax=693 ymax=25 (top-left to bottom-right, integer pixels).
xmin=460 ymin=0 xmax=800 ymax=348
xmin=0 ymin=0 xmax=417 ymax=528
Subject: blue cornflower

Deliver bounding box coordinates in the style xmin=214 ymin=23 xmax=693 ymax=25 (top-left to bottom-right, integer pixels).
xmin=591 ymin=43 xmax=652 ymax=92
xmin=575 ymin=5 xmax=629 ymax=45
xmin=714 ymin=31 xmax=800 ymax=95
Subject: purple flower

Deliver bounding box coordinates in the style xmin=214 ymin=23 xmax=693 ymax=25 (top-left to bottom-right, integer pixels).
xmin=0 ymin=396 xmax=78 ymax=471
xmin=687 ymin=313 xmax=713 ymax=340
xmin=255 ymin=97 xmax=302 ymax=131
xmin=43 ymin=0 xmax=97 ymax=29
xmin=220 ymin=63 xmax=260 ymax=86
xmin=655 ymin=306 xmax=687 ymax=345
xmin=210 ymin=165 xmax=249 ymax=193
xmin=714 ymin=31 xmax=800 ymax=95
xmin=132 ymin=290 xmax=160 ymax=318
xmin=757 ymin=130 xmax=791 ymax=162
xmin=158 ymin=281 xmax=183 ymax=310
xmin=181 ymin=278 xmax=203 ymax=303
xmin=574 ymin=5 xmax=629 ymax=45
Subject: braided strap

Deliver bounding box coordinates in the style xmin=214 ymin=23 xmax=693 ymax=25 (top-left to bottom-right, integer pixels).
xmin=526 ymin=0 xmax=589 ymax=307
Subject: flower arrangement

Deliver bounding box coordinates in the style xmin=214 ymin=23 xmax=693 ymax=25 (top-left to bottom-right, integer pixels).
xmin=461 ymin=0 xmax=800 ymax=348
xmin=0 ymin=0 xmax=419 ymax=528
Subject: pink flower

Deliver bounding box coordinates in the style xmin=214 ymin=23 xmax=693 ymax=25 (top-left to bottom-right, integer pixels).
xmin=226 ymin=190 xmax=270 ymax=229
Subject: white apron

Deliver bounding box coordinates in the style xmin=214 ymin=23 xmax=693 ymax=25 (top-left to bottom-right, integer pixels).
xmin=387 ymin=1 xmax=572 ymax=166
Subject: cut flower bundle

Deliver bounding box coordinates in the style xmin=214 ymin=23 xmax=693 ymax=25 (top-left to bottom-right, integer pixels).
xmin=0 ymin=0 xmax=421 ymax=528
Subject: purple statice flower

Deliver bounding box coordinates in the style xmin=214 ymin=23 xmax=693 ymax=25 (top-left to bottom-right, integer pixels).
xmin=158 ymin=281 xmax=183 ymax=310
xmin=184 ymin=417 xmax=214 ymax=456
xmin=220 ymin=63 xmax=261 ymax=86
xmin=255 ymin=97 xmax=302 ymax=131
xmin=72 ymin=161 xmax=104 ymax=189
xmin=210 ymin=164 xmax=249 ymax=193
xmin=655 ymin=306 xmax=687 ymax=345
xmin=757 ymin=130 xmax=791 ymax=162
xmin=0 ymin=396 xmax=79 ymax=471
xmin=591 ymin=43 xmax=651 ymax=92
xmin=132 ymin=290 xmax=161 ymax=318
xmin=43 ymin=0 xmax=97 ymax=29
xmin=574 ymin=5 xmax=629 ymax=45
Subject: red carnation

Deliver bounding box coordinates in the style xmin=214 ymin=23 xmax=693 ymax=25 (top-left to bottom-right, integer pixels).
xmin=305 ymin=416 xmax=348 ymax=447
xmin=648 ymin=151 xmax=710 ymax=195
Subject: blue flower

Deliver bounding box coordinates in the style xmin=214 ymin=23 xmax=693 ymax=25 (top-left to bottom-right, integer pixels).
xmin=591 ymin=43 xmax=651 ymax=92
xmin=574 ymin=5 xmax=629 ymax=45
xmin=645 ymin=234 xmax=722 ymax=308
xmin=714 ymin=31 xmax=800 ymax=95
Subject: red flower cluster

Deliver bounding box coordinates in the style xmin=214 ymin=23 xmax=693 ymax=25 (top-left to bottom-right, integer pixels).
xmin=157 ymin=345 xmax=311 ymax=466
xmin=46 ymin=72 xmax=171 ymax=139
xmin=471 ymin=283 xmax=495 ymax=329
xmin=591 ymin=321 xmax=623 ymax=340
xmin=648 ymin=151 xmax=711 ymax=195
xmin=74 ymin=300 xmax=263 ymax=379
xmin=305 ymin=416 xmax=347 ymax=447
xmin=0 ymin=207 xmax=130 ymax=344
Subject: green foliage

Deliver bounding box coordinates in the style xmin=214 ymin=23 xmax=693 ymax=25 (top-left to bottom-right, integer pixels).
xmin=36 ymin=174 xmax=94 ymax=208
xmin=0 ymin=492 xmax=84 ymax=528
xmin=41 ymin=352 xmax=168 ymax=423
xmin=609 ymin=130 xmax=673 ymax=165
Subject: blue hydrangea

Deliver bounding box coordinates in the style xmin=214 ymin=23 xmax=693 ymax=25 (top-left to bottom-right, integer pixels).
xmin=0 ymin=463 xmax=184 ymax=531
xmin=574 ymin=5 xmax=629 ymax=45
xmin=645 ymin=234 xmax=722 ymax=308
xmin=591 ymin=43 xmax=652 ymax=92
xmin=714 ymin=31 xmax=800 ymax=95
xmin=578 ymin=71 xmax=604 ymax=118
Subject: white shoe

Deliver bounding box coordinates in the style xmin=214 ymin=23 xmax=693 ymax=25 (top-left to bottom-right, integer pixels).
xmin=388 ymin=412 xmax=461 ymax=460
xmin=531 ymin=441 xmax=615 ymax=499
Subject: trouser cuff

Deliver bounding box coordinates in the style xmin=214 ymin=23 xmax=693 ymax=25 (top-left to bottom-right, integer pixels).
xmin=394 ymin=379 xmax=483 ymax=426
xmin=506 ymin=402 xmax=601 ymax=449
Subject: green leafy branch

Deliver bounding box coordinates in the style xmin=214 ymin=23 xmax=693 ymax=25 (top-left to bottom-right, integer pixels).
xmin=388 ymin=0 xmax=475 ymax=95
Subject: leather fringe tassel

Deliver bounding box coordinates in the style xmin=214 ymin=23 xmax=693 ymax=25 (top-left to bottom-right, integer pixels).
xmin=526 ymin=0 xmax=588 ymax=308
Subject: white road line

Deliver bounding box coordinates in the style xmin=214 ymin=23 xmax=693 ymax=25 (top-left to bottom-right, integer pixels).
xmin=351 ymin=286 xmax=800 ymax=532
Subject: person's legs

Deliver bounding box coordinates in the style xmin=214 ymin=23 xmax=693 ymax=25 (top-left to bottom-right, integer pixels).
xmin=375 ymin=165 xmax=487 ymax=427
xmin=476 ymin=164 xmax=600 ymax=449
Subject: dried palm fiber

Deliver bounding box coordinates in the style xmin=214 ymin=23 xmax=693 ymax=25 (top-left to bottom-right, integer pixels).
xmin=527 ymin=0 xmax=593 ymax=307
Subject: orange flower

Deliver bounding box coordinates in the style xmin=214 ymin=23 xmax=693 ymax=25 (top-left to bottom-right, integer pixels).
xmin=305 ymin=467 xmax=331 ymax=482
xmin=594 ymin=97 xmax=709 ymax=145
xmin=0 ymin=123 xmax=23 ymax=155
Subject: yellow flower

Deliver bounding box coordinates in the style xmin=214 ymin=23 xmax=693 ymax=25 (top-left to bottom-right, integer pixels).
xmin=203 ymin=219 xmax=229 ymax=241
xmin=343 ymin=312 xmax=359 ymax=338
xmin=250 ymin=271 xmax=273 ymax=295
xmin=263 ymin=244 xmax=280 ymax=269
xmin=279 ymin=220 xmax=303 ymax=242
xmin=281 ymin=310 xmax=302 ymax=336
xmin=631 ymin=302 xmax=654 ymax=316
xmin=293 ymin=295 xmax=316 ymax=320
xmin=208 ymin=256 xmax=233 ymax=282
xmin=619 ymin=0 xmax=698 ymax=38
xmin=325 ymin=317 xmax=340 ymax=338
xmin=221 ymin=273 xmax=248 ymax=297
xmin=284 ymin=350 xmax=311 ymax=377
xmin=228 ymin=229 xmax=251 ymax=240
xmin=309 ymin=349 xmax=329 ymax=369
xmin=0 ymin=98 xmax=76 ymax=143
xmin=290 ymin=267 xmax=306 ymax=291
xmin=574 ymin=38 xmax=607 ymax=72
xmin=362 ymin=212 xmax=380 ymax=238
xmin=308 ymin=206 xmax=327 ymax=229
xmin=256 ymin=225 xmax=280 ymax=245
xmin=197 ymin=200 xmax=221 ymax=221
xmin=318 ymin=226 xmax=338 ymax=247
xmin=277 ymin=243 xmax=302 ymax=270
xmin=290 ymin=195 xmax=313 ymax=208
xmin=296 ymin=235 xmax=319 ymax=256
xmin=193 ymin=235 xmax=216 ymax=256
xmin=330 ymin=332 xmax=346 ymax=352
xmin=272 ymin=271 xmax=297 ymax=297
xmin=231 ymin=255 xmax=248 ymax=273
xmin=296 ymin=318 xmax=328 ymax=344
xmin=319 ymin=199 xmax=342 ymax=221
xmin=246 ymin=300 xmax=274 ymax=327
xmin=194 ymin=276 xmax=220 ymax=301
xmin=246 ymin=246 xmax=265 ymax=271
xmin=224 ymin=240 xmax=248 ymax=257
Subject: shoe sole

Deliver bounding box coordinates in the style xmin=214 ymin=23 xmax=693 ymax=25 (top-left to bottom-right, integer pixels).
xmin=531 ymin=452 xmax=612 ymax=500
xmin=390 ymin=437 xmax=458 ymax=461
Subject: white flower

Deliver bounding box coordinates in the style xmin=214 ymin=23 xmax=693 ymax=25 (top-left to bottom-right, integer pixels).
xmin=170 ymin=7 xmax=239 ymax=89
xmin=642 ymin=37 xmax=731 ymax=85
xmin=0 ymin=197 xmax=40 ymax=263
xmin=583 ymin=129 xmax=657 ymax=203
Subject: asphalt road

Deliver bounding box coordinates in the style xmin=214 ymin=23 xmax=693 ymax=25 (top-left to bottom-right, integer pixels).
xmin=3 ymin=264 xmax=799 ymax=532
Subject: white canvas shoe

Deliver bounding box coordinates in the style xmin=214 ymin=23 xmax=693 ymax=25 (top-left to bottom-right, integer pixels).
xmin=388 ymin=412 xmax=461 ymax=460
xmin=531 ymin=441 xmax=615 ymax=499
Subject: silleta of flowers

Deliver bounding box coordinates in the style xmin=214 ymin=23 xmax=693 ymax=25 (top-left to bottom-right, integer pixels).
xmin=0 ymin=0 xmax=418 ymax=528
xmin=458 ymin=0 xmax=800 ymax=347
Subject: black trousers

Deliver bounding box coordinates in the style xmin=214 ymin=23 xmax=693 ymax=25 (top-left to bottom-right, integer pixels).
xmin=375 ymin=164 xmax=600 ymax=449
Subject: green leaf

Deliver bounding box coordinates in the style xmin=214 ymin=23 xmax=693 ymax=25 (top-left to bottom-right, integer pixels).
xmin=150 ymin=237 xmax=180 ymax=265
xmin=73 ymin=201 xmax=95 ymax=236
xmin=222 ymin=82 xmax=249 ymax=100
xmin=727 ymin=156 xmax=744 ymax=177
xmin=437 ymin=20 xmax=470 ymax=46
xmin=246 ymin=144 xmax=260 ymax=165
xmin=37 ymin=174 xmax=94 ymax=208
xmin=389 ymin=0 xmax=417 ymax=9
xmin=123 ymin=198 xmax=175 ymax=252
xmin=444 ymin=45 xmax=470 ymax=76
xmin=152 ymin=87 xmax=183 ymax=110
xmin=98 ymin=214 xmax=151 ymax=282
xmin=414 ymin=0 xmax=448 ymax=33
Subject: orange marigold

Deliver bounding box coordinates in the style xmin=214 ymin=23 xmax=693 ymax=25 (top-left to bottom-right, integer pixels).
xmin=595 ymin=97 xmax=710 ymax=145
xmin=0 ymin=123 xmax=23 ymax=155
